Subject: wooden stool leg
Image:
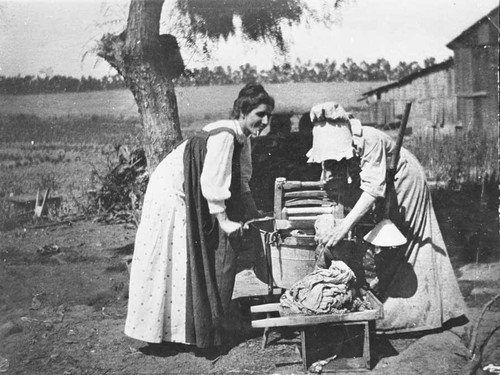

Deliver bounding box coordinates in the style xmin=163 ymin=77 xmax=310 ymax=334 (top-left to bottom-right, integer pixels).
xmin=261 ymin=327 xmax=269 ymax=349
xmin=261 ymin=311 xmax=272 ymax=349
xmin=301 ymin=329 xmax=308 ymax=373
xmin=363 ymin=321 xmax=370 ymax=369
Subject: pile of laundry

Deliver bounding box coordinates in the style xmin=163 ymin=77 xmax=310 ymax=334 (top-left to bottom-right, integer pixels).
xmin=279 ymin=260 xmax=370 ymax=316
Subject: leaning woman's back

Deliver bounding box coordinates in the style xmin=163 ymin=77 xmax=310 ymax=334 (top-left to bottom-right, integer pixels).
xmin=357 ymin=124 xmax=467 ymax=334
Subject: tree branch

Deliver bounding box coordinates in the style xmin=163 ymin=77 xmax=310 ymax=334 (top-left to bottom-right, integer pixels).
xmin=126 ymin=0 xmax=164 ymax=53
xmin=97 ymin=32 xmax=126 ymax=75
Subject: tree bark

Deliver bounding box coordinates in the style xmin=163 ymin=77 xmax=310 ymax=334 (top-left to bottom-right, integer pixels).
xmin=97 ymin=0 xmax=183 ymax=173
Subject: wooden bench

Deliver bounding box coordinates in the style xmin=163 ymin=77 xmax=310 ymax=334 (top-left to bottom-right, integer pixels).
xmin=251 ymin=291 xmax=384 ymax=373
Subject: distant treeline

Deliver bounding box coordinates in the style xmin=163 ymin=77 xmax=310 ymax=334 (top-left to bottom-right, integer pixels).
xmin=1 ymin=57 xmax=438 ymax=95
xmin=0 ymin=75 xmax=125 ymax=96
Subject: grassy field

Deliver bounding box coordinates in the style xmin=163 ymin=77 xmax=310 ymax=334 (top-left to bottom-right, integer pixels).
xmin=0 ymin=82 xmax=379 ymax=225
xmin=0 ymin=82 xmax=379 ymax=122
xmin=0 ymin=81 xmax=497 ymax=228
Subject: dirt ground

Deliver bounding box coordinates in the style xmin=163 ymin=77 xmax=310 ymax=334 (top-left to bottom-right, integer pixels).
xmin=1 ymin=186 xmax=499 ymax=375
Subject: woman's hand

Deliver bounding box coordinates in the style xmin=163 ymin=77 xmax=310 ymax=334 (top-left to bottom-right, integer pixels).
xmin=220 ymin=220 xmax=242 ymax=235
xmin=320 ymin=225 xmax=349 ymax=248
xmin=320 ymin=191 xmax=378 ymax=248
xmin=216 ymin=211 xmax=242 ymax=234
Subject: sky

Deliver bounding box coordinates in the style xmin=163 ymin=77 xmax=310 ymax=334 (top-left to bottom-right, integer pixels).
xmin=0 ymin=0 xmax=498 ymax=78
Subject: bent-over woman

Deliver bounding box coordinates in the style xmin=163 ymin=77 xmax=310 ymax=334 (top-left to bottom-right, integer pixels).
xmin=125 ymin=83 xmax=274 ymax=348
xmin=307 ymin=102 xmax=467 ymax=334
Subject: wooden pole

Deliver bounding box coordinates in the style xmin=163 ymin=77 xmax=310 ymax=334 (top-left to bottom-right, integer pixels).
xmin=384 ymin=102 xmax=412 ymax=218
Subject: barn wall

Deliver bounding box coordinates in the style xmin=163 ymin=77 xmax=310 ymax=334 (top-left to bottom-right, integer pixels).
xmin=366 ymin=67 xmax=457 ymax=136
xmin=451 ymin=8 xmax=499 ymax=138
xmin=364 ymin=7 xmax=499 ymax=139
xmin=455 ymin=46 xmax=498 ymax=137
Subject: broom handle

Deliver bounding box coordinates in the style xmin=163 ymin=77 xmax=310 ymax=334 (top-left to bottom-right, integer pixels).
xmin=385 ymin=102 xmax=412 ymax=218
xmin=390 ymin=102 xmax=412 ymax=171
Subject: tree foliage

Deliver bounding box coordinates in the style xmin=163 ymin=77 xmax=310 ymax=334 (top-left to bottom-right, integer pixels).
xmin=172 ymin=0 xmax=342 ymax=52
xmin=178 ymin=0 xmax=301 ymax=51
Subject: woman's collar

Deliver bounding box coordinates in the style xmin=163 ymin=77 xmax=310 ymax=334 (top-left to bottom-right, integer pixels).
xmin=350 ymin=118 xmax=363 ymax=155
xmin=233 ymin=120 xmax=247 ymax=143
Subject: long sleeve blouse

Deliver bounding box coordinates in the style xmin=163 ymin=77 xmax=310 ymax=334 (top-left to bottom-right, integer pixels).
xmin=351 ymin=121 xmax=398 ymax=199
xmin=200 ymin=120 xmax=252 ymax=214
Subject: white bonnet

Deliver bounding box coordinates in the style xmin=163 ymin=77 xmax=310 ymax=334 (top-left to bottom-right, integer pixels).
xmin=309 ymin=102 xmax=350 ymax=123
xmin=306 ymin=102 xmax=354 ymax=163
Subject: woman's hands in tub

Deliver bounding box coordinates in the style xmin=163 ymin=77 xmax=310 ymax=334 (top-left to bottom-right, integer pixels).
xmin=317 ymin=192 xmax=377 ymax=248
xmin=319 ymin=225 xmax=349 ymax=248
xmin=216 ymin=212 xmax=242 ymax=234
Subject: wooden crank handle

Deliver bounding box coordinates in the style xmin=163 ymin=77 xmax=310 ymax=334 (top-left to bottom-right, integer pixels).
xmin=243 ymin=216 xmax=274 ymax=230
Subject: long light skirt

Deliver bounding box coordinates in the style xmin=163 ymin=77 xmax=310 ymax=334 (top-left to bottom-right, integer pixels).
xmin=375 ymin=149 xmax=467 ymax=333
xmin=124 ymin=145 xmax=190 ymax=344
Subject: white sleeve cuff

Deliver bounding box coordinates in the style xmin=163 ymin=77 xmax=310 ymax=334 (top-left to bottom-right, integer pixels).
xmin=207 ymin=200 xmax=226 ymax=214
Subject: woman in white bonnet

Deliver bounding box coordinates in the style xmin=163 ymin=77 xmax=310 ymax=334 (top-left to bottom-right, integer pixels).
xmin=307 ymin=102 xmax=467 ymax=334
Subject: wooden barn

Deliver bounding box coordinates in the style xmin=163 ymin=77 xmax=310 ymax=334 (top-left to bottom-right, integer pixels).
xmin=358 ymin=59 xmax=456 ymax=135
xmin=446 ymin=6 xmax=499 ymax=138
xmin=359 ymin=5 xmax=499 ymax=138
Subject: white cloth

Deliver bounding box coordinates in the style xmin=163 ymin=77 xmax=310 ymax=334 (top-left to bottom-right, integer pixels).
xmin=279 ymin=261 xmax=356 ymax=315
xmin=201 ymin=120 xmax=252 ymax=213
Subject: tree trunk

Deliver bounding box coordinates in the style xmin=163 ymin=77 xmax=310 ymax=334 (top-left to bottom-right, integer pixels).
xmin=97 ymin=0 xmax=184 ymax=173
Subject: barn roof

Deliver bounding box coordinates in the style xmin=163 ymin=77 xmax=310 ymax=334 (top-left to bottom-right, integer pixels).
xmin=359 ymin=58 xmax=454 ymax=99
xmin=446 ymin=6 xmax=499 ymax=49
